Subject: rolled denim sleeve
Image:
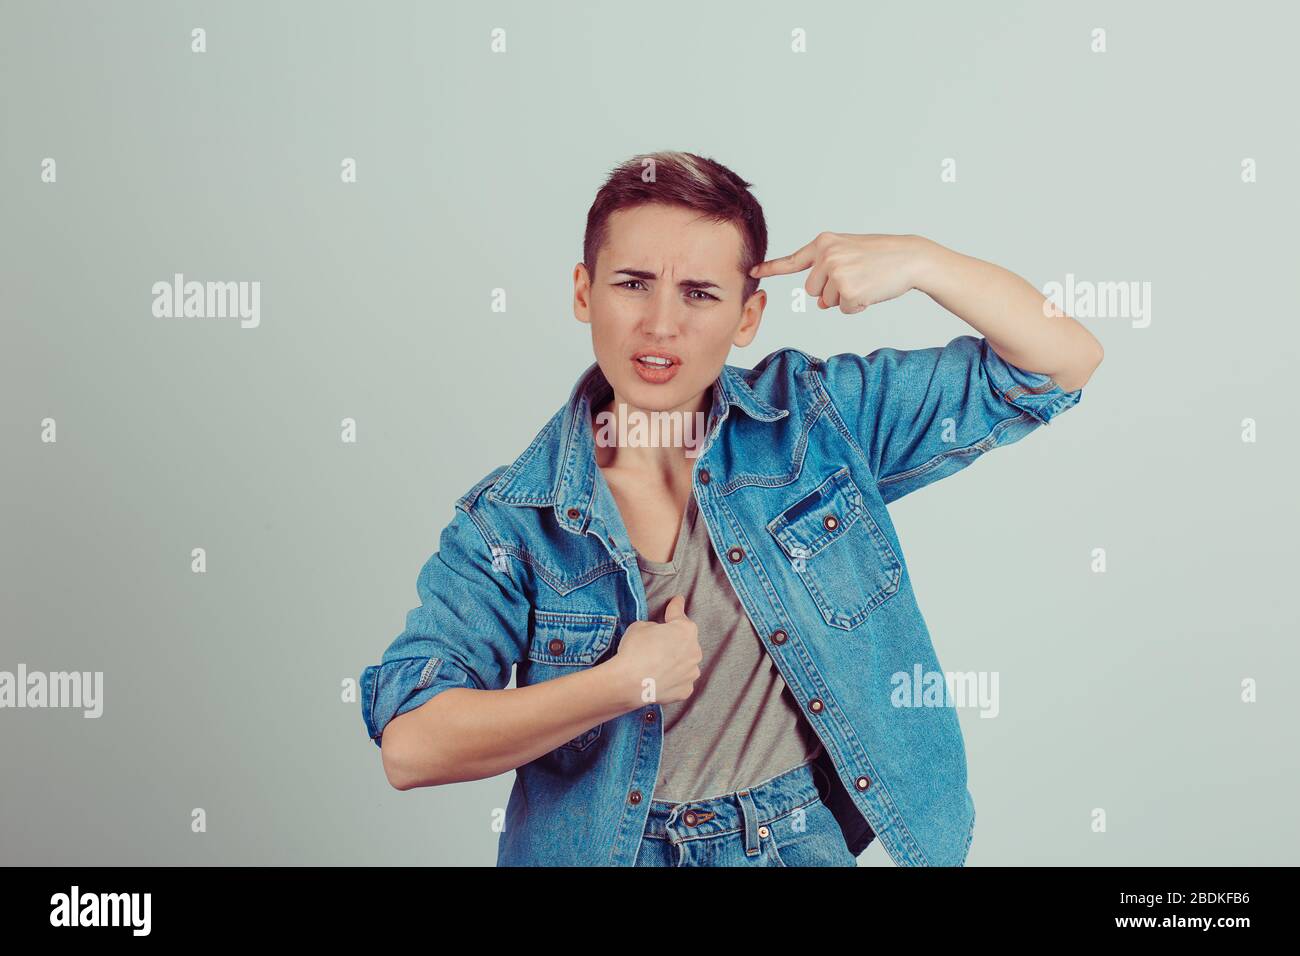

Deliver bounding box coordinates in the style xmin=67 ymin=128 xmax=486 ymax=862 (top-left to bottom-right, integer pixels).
xmin=818 ymin=334 xmax=1082 ymax=504
xmin=359 ymin=505 xmax=528 ymax=748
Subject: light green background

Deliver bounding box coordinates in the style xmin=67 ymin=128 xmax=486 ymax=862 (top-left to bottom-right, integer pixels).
xmin=2 ymin=0 xmax=1296 ymax=865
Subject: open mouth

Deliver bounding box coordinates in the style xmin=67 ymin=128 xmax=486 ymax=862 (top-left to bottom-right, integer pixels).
xmin=631 ymin=351 xmax=681 ymax=383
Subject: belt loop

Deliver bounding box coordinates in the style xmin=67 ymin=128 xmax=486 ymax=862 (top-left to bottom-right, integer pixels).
xmin=736 ymin=788 xmax=761 ymax=857
xmin=663 ymin=803 xmax=683 ymax=836
xmin=660 ymin=804 xmax=685 ymax=868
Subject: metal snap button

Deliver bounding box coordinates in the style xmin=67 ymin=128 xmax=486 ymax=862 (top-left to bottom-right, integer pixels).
xmin=758 ymin=825 xmax=770 ymax=839
xmin=727 ymin=547 xmax=745 ymax=563
xmin=566 ymin=507 xmax=581 ymax=520
xmin=809 ymin=698 xmax=824 ymax=713
xmin=547 ymin=638 xmax=564 ymax=654
xmin=683 ymin=810 xmax=699 ymax=826
xmin=823 ymin=514 xmax=839 ymax=531
xmin=771 ymin=629 xmax=788 ymax=644
xmin=855 ymin=776 xmax=871 ymax=791
xmin=698 ymin=469 xmax=711 ymax=485
xmin=629 ymin=790 xmax=643 ymax=804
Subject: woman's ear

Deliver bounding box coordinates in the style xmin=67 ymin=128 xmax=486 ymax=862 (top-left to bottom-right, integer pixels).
xmin=573 ymin=262 xmax=592 ymax=325
xmin=733 ymin=288 xmax=766 ymax=347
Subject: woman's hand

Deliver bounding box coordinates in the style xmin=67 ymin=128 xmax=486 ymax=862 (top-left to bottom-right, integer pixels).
xmin=749 ymin=232 xmax=933 ymax=314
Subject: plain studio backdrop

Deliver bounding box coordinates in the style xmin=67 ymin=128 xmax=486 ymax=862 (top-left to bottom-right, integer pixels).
xmin=1 ymin=1 xmax=1296 ymax=865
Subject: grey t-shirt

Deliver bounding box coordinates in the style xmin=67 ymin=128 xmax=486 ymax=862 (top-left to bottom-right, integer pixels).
xmin=635 ymin=490 xmax=823 ymax=803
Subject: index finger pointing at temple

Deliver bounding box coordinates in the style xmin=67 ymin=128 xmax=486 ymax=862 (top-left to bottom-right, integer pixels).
xmin=749 ymin=241 xmax=818 ymax=279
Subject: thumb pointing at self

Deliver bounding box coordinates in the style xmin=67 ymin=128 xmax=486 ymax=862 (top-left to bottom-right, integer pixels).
xmin=663 ymin=594 xmax=687 ymax=623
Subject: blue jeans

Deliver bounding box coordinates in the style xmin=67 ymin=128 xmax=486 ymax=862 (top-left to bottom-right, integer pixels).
xmin=633 ymin=758 xmax=859 ymax=867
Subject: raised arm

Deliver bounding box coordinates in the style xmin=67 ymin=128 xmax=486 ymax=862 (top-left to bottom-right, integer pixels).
xmin=752 ymin=232 xmax=1102 ymax=503
xmin=750 ymin=231 xmax=1103 ymax=390
xmin=907 ymin=236 xmax=1103 ymax=392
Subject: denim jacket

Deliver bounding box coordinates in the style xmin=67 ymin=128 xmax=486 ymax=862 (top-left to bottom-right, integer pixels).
xmin=359 ymin=334 xmax=1083 ymax=866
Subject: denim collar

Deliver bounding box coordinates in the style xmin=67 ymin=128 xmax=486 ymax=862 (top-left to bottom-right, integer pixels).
xmin=487 ymin=358 xmax=788 ymax=532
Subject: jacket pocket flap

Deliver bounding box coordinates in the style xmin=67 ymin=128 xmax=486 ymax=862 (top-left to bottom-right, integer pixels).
xmin=528 ymin=610 xmax=618 ymax=665
xmin=767 ymin=467 xmax=865 ymax=560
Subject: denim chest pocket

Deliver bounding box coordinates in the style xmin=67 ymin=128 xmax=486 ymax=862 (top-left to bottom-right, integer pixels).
xmin=767 ymin=467 xmax=902 ymax=631
xmin=526 ymin=609 xmax=618 ymax=751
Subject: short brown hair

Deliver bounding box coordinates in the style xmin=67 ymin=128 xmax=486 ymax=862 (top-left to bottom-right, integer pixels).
xmin=583 ymin=150 xmax=768 ymax=302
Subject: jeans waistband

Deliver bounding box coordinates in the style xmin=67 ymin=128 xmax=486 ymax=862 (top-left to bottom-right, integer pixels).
xmin=642 ymin=759 xmax=828 ymax=844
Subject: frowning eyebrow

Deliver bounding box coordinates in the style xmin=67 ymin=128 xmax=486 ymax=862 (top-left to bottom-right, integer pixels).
xmin=613 ymin=268 xmax=721 ymax=291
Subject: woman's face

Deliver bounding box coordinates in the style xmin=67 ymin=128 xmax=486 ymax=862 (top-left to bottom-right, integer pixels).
xmin=574 ymin=202 xmax=765 ymax=417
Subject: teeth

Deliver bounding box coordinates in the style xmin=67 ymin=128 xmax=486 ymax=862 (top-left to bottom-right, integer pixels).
xmin=638 ymin=356 xmax=672 ymax=367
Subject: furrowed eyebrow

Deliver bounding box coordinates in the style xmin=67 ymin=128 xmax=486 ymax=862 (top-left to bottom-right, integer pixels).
xmin=613 ymin=268 xmax=721 ymax=291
